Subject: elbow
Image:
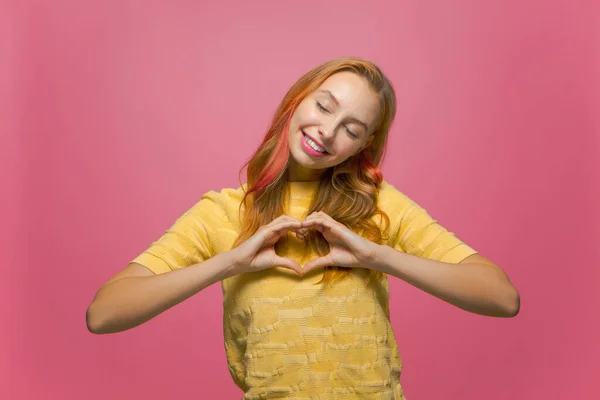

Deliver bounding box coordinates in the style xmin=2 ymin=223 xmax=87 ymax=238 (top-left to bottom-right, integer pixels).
xmin=502 ymin=287 xmax=520 ymax=318
xmin=86 ymin=303 xmax=108 ymax=334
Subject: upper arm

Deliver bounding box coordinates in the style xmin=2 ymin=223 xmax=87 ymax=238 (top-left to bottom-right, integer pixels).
xmin=458 ymin=253 xmax=511 ymax=282
xmin=126 ymin=190 xmax=227 ymax=275
xmin=104 ymin=262 xmax=156 ymax=286
xmin=380 ymin=181 xmax=478 ymax=264
xmin=459 ymin=253 xmax=496 ymax=267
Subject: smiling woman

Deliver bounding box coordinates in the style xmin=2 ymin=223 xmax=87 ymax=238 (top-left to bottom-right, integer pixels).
xmin=86 ymin=57 xmax=519 ymax=400
xmin=287 ymin=73 xmax=379 ymax=178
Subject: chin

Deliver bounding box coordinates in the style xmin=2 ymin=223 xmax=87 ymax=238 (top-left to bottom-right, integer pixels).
xmin=289 ymin=149 xmax=314 ymax=167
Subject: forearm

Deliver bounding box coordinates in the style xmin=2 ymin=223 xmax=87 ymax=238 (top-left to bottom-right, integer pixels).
xmin=372 ymin=245 xmax=519 ymax=318
xmin=87 ymin=251 xmax=237 ymax=334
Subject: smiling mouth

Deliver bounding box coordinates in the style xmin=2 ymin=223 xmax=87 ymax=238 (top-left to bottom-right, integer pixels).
xmin=302 ymin=131 xmax=330 ymax=155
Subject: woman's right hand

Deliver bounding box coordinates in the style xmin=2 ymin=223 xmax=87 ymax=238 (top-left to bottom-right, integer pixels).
xmin=229 ymin=215 xmax=304 ymax=275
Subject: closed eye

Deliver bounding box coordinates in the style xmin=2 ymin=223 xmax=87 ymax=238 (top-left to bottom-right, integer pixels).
xmin=316 ymin=101 xmax=359 ymax=139
xmin=345 ymin=127 xmax=358 ymax=139
xmin=316 ymin=101 xmax=330 ymax=113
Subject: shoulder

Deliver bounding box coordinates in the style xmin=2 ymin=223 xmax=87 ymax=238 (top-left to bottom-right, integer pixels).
xmin=377 ymin=180 xmax=411 ymax=209
xmin=193 ymin=183 xmax=247 ymax=222
xmin=377 ymin=179 xmax=429 ymax=221
xmin=201 ymin=183 xmax=246 ymax=205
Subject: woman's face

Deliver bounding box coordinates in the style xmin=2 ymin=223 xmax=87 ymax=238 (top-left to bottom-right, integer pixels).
xmin=287 ymin=71 xmax=380 ymax=181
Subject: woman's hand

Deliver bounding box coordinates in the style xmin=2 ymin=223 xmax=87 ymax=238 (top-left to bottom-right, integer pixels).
xmin=299 ymin=211 xmax=381 ymax=274
xmin=229 ymin=216 xmax=303 ymax=275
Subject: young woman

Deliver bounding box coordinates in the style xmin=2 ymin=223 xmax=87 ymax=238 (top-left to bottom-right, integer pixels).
xmin=86 ymin=57 xmax=520 ymax=399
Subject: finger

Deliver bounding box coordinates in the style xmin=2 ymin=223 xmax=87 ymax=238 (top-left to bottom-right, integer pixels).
xmin=301 ymin=218 xmax=333 ymax=231
xmin=301 ymin=215 xmax=321 ymax=235
xmin=268 ymin=219 xmax=303 ymax=234
xmin=279 ymin=215 xmax=302 ymax=224
xmin=258 ymin=220 xmax=303 ymax=245
xmin=303 ymin=256 xmax=334 ymax=274
xmin=274 ymin=256 xmax=303 ymax=276
xmin=316 ymin=211 xmax=335 ymax=221
xmin=266 ymin=216 xmax=301 ymax=232
xmin=304 ymin=212 xmax=320 ymax=221
xmin=305 ymin=211 xmax=335 ymax=222
xmin=270 ymin=216 xmax=302 ymax=228
xmin=297 ymin=227 xmax=310 ymax=237
xmin=284 ymin=216 xmax=303 ymax=225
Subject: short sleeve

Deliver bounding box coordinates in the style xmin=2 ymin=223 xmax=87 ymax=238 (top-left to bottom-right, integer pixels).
xmin=128 ymin=190 xmax=227 ymax=274
xmin=378 ymin=181 xmax=478 ymax=264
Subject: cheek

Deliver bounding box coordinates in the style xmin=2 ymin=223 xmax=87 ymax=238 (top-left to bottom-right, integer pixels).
xmin=288 ymin=112 xmax=303 ymax=137
xmin=293 ymin=103 xmax=320 ymax=126
xmin=333 ymin=141 xmax=360 ymax=158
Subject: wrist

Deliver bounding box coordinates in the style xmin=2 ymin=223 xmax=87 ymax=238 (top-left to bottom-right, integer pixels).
xmin=368 ymin=243 xmax=393 ymax=274
xmin=220 ymin=249 xmax=243 ymax=278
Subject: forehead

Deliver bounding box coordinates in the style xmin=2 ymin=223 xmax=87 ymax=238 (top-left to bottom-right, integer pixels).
xmin=316 ymin=72 xmax=380 ymax=120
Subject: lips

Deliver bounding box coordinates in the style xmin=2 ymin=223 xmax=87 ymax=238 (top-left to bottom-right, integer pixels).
xmin=302 ymin=131 xmax=329 ymax=154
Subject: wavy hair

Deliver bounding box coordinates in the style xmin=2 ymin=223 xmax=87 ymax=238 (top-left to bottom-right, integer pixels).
xmin=232 ymin=57 xmax=397 ymax=285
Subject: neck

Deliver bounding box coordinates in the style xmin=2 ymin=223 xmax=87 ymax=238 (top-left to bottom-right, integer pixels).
xmin=287 ymin=159 xmax=326 ymax=182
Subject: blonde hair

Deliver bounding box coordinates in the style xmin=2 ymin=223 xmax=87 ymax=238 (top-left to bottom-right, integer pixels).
xmin=233 ymin=57 xmax=397 ymax=284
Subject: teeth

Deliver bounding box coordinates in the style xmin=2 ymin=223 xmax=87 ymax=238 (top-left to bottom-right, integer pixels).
xmin=304 ymin=134 xmax=326 ymax=153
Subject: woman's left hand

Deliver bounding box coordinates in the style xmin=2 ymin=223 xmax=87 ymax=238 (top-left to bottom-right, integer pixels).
xmin=298 ymin=211 xmax=381 ymax=274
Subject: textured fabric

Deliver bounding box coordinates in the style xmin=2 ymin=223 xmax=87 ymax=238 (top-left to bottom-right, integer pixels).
xmin=130 ymin=180 xmax=478 ymax=399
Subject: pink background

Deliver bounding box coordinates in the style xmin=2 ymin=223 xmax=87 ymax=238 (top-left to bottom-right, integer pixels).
xmin=3 ymin=0 xmax=599 ymax=399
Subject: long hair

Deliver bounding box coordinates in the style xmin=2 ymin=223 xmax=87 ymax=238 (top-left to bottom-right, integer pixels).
xmin=232 ymin=57 xmax=397 ymax=285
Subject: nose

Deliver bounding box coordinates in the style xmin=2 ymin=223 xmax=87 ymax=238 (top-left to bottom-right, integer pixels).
xmin=318 ymin=119 xmax=336 ymax=140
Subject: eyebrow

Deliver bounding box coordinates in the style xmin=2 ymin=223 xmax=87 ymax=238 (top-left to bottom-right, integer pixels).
xmin=317 ymin=90 xmax=370 ymax=131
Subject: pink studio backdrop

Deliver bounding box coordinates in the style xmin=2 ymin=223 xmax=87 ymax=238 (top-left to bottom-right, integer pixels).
xmin=3 ymin=1 xmax=599 ymax=399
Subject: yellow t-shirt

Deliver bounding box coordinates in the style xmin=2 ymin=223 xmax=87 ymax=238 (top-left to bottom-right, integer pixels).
xmin=129 ymin=180 xmax=477 ymax=400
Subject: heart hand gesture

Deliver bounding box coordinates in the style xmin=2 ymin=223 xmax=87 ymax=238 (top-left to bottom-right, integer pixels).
xmin=229 ymin=215 xmax=304 ymax=275
xmin=299 ymin=211 xmax=381 ymax=275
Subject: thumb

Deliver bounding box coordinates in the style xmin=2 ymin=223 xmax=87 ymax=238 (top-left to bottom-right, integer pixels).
xmin=302 ymin=256 xmax=334 ymax=275
xmin=274 ymin=256 xmax=303 ymax=276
